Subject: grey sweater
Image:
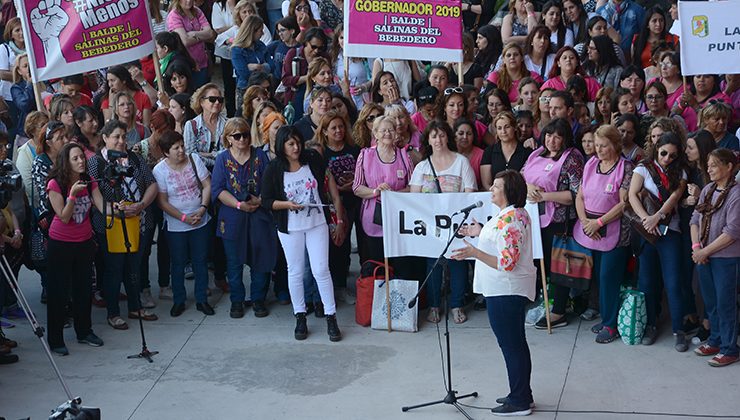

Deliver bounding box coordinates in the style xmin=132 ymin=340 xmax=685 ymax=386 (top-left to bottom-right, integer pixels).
xmin=690 ymin=182 xmax=740 ymax=258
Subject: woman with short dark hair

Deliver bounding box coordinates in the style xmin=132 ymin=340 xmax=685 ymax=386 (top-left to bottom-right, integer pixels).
xmin=452 ymin=169 xmax=536 ymax=416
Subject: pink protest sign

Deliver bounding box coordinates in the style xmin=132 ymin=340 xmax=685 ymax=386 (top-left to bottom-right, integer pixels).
xmin=18 ymin=0 xmax=155 ymax=82
xmin=343 ymin=0 xmax=463 ymax=62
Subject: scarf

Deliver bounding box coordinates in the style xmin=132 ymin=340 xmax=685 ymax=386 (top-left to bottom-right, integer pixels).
xmin=159 ymin=52 xmax=174 ymax=76
xmin=696 ymin=179 xmax=736 ymax=245
xmin=8 ymin=41 xmax=24 ymax=56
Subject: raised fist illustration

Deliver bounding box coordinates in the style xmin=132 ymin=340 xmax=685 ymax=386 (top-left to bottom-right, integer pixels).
xmin=30 ymin=0 xmax=70 ymax=63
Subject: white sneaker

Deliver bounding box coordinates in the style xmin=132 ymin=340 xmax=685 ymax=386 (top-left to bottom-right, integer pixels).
xmin=159 ymin=286 xmax=173 ymax=300
xmin=140 ymin=288 xmax=156 ymax=308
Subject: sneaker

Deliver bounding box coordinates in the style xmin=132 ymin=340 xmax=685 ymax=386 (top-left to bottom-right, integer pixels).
xmin=2 ymin=306 xmax=26 ymax=320
xmin=495 ymin=397 xmax=535 ymax=408
xmin=596 ymin=326 xmax=620 ymax=343
xmin=0 ymin=353 xmax=18 ymax=364
xmin=196 ymin=302 xmax=215 ymax=316
xmin=77 ymin=332 xmax=104 ymax=347
xmin=140 ymin=288 xmax=156 ymax=309
xmin=491 ymin=403 xmax=532 ymax=416
xmin=252 ymin=301 xmax=269 ymax=318
xmin=335 ymin=288 xmax=356 ymax=305
xmin=294 ymin=312 xmax=308 ymax=340
xmin=184 ymin=264 xmax=195 ymax=280
xmin=51 ymin=346 xmax=69 ymax=356
xmin=580 ymin=308 xmax=600 ymax=321
xmin=692 ymin=325 xmax=710 ymax=345
xmin=694 ymin=344 xmax=720 ymax=356
xmin=708 ymin=354 xmax=739 ymax=367
xmin=229 ymin=302 xmax=244 ymax=319
xmin=641 ymin=325 xmax=657 ymax=345
xmin=159 ymin=286 xmax=173 ymax=300
xmin=674 ymin=331 xmax=688 ymax=352
xmin=326 ymin=314 xmax=342 ymax=342
xmin=91 ymin=290 xmax=106 ymax=308
xmin=107 ymin=316 xmax=128 ymax=330
xmin=534 ymin=314 xmax=568 ymax=329
xmin=0 ymin=319 xmax=14 ymax=328
xmin=128 ymin=309 xmax=158 ymax=321
xmin=170 ymin=303 xmax=186 ymax=317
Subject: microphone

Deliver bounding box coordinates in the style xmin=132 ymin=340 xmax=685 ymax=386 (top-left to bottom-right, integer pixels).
xmin=452 ymin=201 xmax=483 ymax=216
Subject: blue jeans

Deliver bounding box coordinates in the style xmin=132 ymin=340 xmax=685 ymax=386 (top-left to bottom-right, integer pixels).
xmin=486 ymin=295 xmax=533 ymax=408
xmin=101 ymin=230 xmax=151 ymax=318
xmin=697 ymin=257 xmax=739 ymax=357
xmin=638 ymin=231 xmax=685 ymax=332
xmin=168 ymin=224 xmax=210 ymax=305
xmin=222 ymin=238 xmax=270 ymax=303
xmin=596 ymin=246 xmax=630 ymax=328
xmin=425 ymin=257 xmax=467 ymax=308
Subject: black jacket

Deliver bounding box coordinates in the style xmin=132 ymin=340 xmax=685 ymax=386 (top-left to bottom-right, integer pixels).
xmin=261 ymin=150 xmax=331 ymax=233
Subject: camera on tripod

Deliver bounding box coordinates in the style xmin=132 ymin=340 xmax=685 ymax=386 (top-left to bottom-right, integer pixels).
xmin=102 ymin=150 xmax=134 ymax=180
xmin=0 ymin=158 xmax=22 ymax=209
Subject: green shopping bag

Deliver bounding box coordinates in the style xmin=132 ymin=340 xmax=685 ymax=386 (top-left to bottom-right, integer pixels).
xmin=617 ymin=288 xmax=647 ymax=345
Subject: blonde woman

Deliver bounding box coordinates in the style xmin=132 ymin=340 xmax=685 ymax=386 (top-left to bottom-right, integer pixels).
xmin=250 ymin=100 xmax=279 ymax=147
xmin=352 ymin=103 xmax=384 ymax=149
xmin=232 ymin=15 xmax=271 ymax=106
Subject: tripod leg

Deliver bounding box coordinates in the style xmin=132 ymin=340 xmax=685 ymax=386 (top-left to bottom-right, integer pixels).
xmin=401 ymin=397 xmax=447 ymax=412
xmin=451 ymin=402 xmax=475 ymax=420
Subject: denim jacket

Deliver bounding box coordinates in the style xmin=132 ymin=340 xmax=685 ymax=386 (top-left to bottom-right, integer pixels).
xmin=597 ymin=0 xmax=645 ymax=54
xmin=231 ymin=41 xmax=271 ymax=90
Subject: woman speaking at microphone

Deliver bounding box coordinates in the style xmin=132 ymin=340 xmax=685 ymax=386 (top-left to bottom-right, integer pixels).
xmin=452 ymin=169 xmax=536 ymax=417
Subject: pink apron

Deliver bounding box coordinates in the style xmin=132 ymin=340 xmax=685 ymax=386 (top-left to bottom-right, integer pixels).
xmin=522 ymin=147 xmax=574 ymax=228
xmin=574 ymin=157 xmax=626 ymax=251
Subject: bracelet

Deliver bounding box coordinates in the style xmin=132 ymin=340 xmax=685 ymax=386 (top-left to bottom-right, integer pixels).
xmin=373 ymin=189 xmax=379 ymax=198
xmin=527 ymin=12 xmax=535 ymax=17
xmin=691 ymin=242 xmax=702 ymax=250
xmin=236 ymin=201 xmax=242 ymax=210
xmin=596 ymin=217 xmax=604 ymax=227
xmin=200 ymin=204 xmax=208 ymax=210
xmin=14 ymin=229 xmax=21 ymax=235
xmin=67 ymin=195 xmax=76 ymax=202
xmin=180 ymin=213 xmax=187 ymax=222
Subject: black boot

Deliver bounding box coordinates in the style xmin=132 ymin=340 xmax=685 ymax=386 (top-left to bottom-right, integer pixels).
xmin=326 ymin=314 xmax=342 ymax=342
xmin=294 ymin=312 xmax=308 ymax=340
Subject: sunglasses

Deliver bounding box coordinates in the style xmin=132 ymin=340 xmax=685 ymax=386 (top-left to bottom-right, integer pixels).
xmin=539 ymin=97 xmax=551 ymax=103
xmin=366 ymin=114 xmax=380 ymax=122
xmin=443 ymin=87 xmax=463 ymax=95
xmin=308 ymin=43 xmax=326 ymax=52
xmin=645 ymin=94 xmax=664 ymax=101
xmin=230 ymin=132 xmax=250 ymax=141
xmin=45 ymin=121 xmax=66 ymax=140
xmin=295 ymin=4 xmax=310 ymax=11
xmin=418 ymin=94 xmax=436 ymax=102
xmin=659 ymin=150 xmax=678 ymax=160
xmin=204 ymin=96 xmax=224 ymax=104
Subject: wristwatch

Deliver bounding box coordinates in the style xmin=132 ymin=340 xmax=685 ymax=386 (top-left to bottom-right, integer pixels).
xmin=139 ymin=80 xmax=148 ymax=87
xmin=657 ymin=211 xmax=666 ymax=220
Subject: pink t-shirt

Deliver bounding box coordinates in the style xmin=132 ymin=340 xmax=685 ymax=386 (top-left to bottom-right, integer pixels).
xmin=487 ymin=71 xmax=544 ymax=103
xmin=166 ymin=8 xmax=210 ymax=71
xmin=465 ymin=146 xmax=484 ymax=189
xmin=47 ymin=179 xmax=98 ymax=242
xmin=541 ymin=75 xmax=601 ymax=101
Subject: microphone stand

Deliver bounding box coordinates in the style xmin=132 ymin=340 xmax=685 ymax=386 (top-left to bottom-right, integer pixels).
xmin=402 ymin=209 xmax=477 ymax=419
xmin=107 ymin=176 xmax=158 ymax=363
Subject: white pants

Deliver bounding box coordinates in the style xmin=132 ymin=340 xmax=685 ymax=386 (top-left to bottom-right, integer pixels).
xmin=278 ymin=224 xmax=336 ymax=315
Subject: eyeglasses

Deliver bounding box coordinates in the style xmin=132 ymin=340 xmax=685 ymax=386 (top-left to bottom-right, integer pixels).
xmin=645 ymin=94 xmax=664 ymax=101
xmin=659 ymin=62 xmax=675 ymax=69
xmin=230 ymin=132 xmax=250 ymax=141
xmin=539 ymin=97 xmax=551 ymax=103
xmin=308 ymin=43 xmax=326 ymax=52
xmin=659 ymin=150 xmax=678 ymax=160
xmin=204 ymin=96 xmax=224 ymax=104
xmin=366 ymin=114 xmax=380 ymax=122
xmin=295 ymin=4 xmax=310 ymax=12
xmin=443 ymin=87 xmax=463 ymax=95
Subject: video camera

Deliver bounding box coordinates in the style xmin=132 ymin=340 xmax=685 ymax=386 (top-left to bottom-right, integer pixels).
xmin=102 ymin=149 xmax=134 ymax=181
xmin=0 ymin=158 xmax=22 ymax=209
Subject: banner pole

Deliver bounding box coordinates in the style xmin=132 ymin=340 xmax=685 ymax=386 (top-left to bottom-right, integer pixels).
xmin=384 ymin=257 xmax=391 ymax=332
xmin=152 ymin=50 xmax=164 ymax=95
xmin=539 ymin=259 xmax=552 ymax=334
xmin=457 ymin=62 xmax=463 ymax=87
xmin=32 ymin=81 xmax=44 ymax=112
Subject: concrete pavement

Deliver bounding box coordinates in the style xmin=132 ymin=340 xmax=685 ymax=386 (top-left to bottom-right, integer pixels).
xmin=1 ymin=255 xmax=739 ymax=420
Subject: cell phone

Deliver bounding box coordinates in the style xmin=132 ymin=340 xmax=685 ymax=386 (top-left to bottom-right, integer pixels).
xmin=658 ymin=225 xmax=669 ymax=236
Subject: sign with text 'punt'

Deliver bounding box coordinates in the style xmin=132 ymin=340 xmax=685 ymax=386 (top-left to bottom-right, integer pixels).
xmin=343 ymin=0 xmax=463 ymax=62
xmin=18 ymin=0 xmax=155 ymax=82
xmin=678 ymin=0 xmax=740 ymax=76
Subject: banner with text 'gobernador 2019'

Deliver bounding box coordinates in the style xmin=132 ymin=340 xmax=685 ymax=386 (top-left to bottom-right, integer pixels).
xmin=343 ymin=0 xmax=463 ymax=62
xmin=18 ymin=0 xmax=155 ymax=82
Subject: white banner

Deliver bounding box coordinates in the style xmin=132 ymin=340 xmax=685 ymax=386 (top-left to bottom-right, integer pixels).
xmin=678 ymin=1 xmax=740 ymax=76
xmin=380 ymin=192 xmax=543 ymax=260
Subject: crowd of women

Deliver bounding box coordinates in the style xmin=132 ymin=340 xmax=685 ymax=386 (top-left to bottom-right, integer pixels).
xmin=0 ymin=0 xmax=737 ymax=386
